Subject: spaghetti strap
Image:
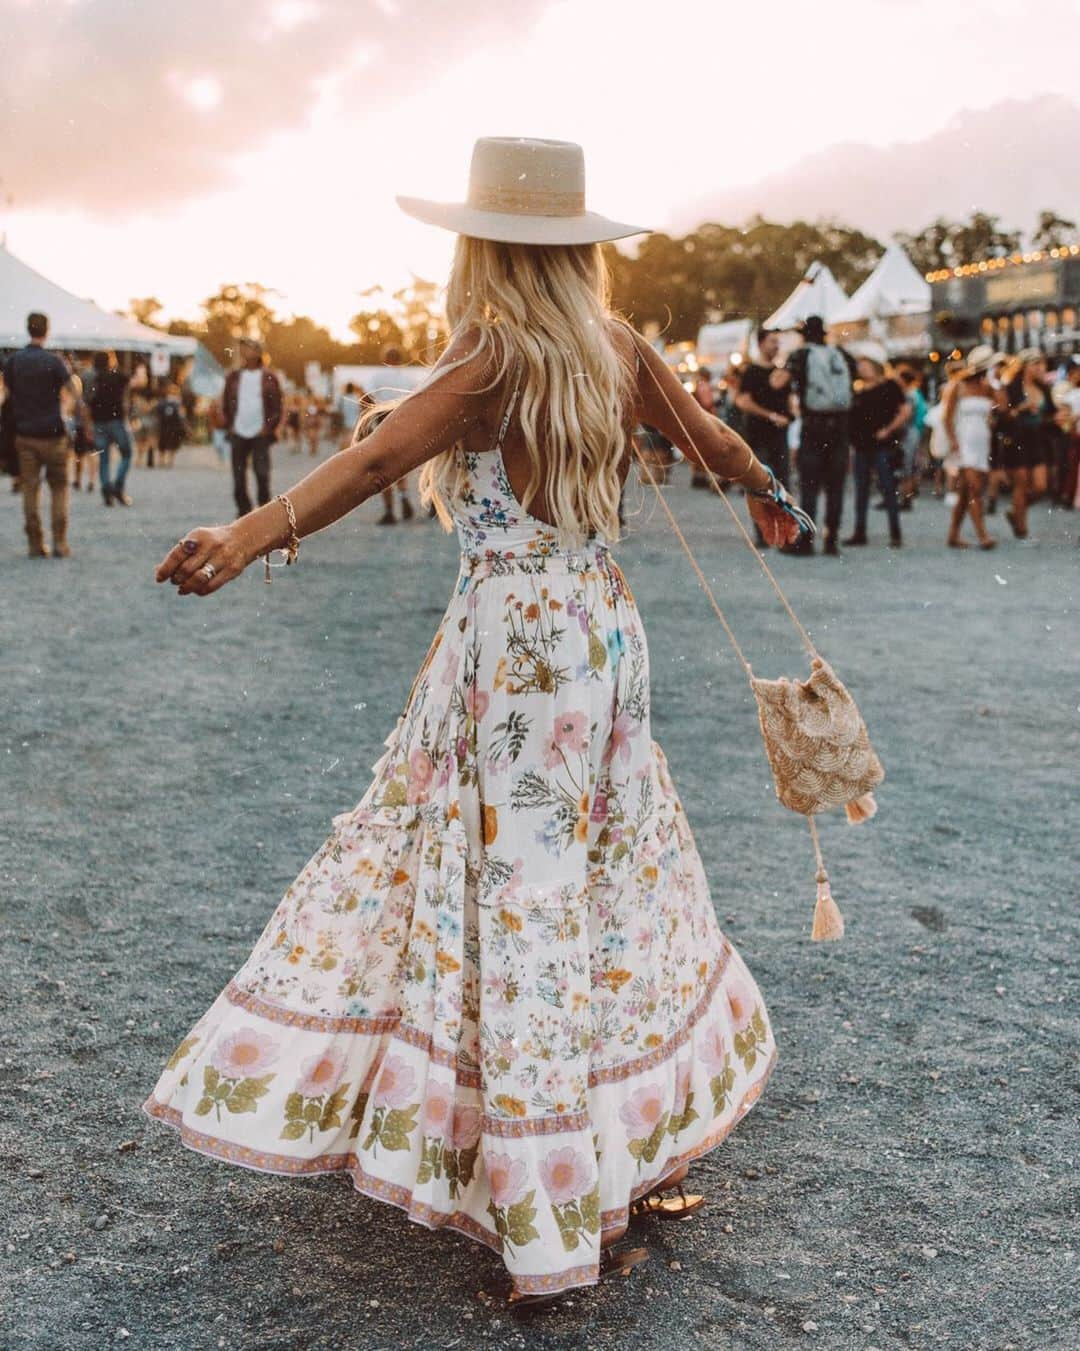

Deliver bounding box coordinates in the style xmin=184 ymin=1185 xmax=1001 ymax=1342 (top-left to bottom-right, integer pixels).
xmin=490 ymin=359 xmax=523 ymax=455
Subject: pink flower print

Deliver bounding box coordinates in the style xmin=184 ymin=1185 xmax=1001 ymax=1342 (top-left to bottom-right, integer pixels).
xmin=590 ymin=790 xmax=609 ymax=824
xmin=487 ymin=1152 xmax=530 ymax=1207
xmin=606 ymin=711 xmax=638 ymax=765
xmin=421 ymin=1077 xmax=455 ymax=1137
xmin=618 ymin=1082 xmax=665 ymax=1136
xmin=553 ymin=710 xmax=589 ymax=754
xmin=450 ymin=1103 xmax=482 ymax=1151
xmin=297 ymin=1046 xmax=347 ymax=1099
xmin=541 ymin=733 xmax=562 ymax=770
xmin=407 ymin=749 xmax=434 ymax=804
xmin=539 ymin=1147 xmax=592 ymax=1205
xmin=673 ymin=1061 xmax=692 ymax=1113
xmin=727 ymin=981 xmax=754 ymax=1032
xmin=699 ymin=1023 xmax=727 ymax=1075
xmin=466 ymin=685 xmax=490 ymax=722
xmin=374 ymin=1054 xmax=417 ymax=1109
xmin=212 ymin=1028 xmax=278 ymax=1080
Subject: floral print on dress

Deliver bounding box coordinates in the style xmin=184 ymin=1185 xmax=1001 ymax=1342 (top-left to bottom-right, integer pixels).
xmin=145 ymin=425 xmax=776 ymax=1299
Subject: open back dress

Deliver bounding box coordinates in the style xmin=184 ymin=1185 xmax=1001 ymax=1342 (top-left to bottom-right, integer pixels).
xmin=145 ymin=369 xmax=776 ymax=1298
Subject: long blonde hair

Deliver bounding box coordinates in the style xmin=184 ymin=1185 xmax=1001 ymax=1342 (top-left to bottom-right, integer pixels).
xmin=407 ymin=237 xmax=633 ymax=543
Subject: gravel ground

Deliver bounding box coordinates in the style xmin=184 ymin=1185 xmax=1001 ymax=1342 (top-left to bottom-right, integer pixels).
xmin=2 ymin=447 xmax=1077 ymax=1351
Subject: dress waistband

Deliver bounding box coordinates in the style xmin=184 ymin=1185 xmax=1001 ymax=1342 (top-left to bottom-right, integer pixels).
xmin=456 ymin=541 xmax=621 ymax=589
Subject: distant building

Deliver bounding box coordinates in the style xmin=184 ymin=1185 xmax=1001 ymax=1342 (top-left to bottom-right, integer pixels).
xmin=929 ymin=244 xmax=1080 ymax=360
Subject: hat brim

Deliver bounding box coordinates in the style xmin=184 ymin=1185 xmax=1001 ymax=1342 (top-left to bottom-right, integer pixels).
xmin=396 ymin=195 xmax=650 ymax=245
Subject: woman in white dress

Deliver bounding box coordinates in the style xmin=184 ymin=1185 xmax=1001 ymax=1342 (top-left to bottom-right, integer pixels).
xmin=148 ymin=138 xmax=811 ymax=1305
xmin=944 ymin=350 xmax=998 ymax=550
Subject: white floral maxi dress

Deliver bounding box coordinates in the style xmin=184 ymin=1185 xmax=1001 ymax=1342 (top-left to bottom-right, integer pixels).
xmin=145 ymin=412 xmax=777 ymax=1298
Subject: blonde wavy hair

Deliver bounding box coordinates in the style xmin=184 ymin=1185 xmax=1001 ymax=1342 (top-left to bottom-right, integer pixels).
xmin=358 ymin=238 xmax=633 ymax=544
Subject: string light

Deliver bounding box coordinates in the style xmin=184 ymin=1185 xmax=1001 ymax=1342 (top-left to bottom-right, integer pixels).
xmin=925 ymin=241 xmax=1077 ymax=283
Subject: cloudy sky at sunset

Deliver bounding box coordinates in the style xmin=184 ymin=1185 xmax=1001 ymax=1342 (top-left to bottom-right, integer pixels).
xmin=2 ymin=0 xmax=1078 ymax=335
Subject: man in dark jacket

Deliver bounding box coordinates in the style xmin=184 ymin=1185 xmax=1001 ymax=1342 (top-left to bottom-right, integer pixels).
xmin=2 ymin=312 xmax=80 ymax=556
xmin=223 ymin=338 xmax=284 ymax=515
xmin=785 ymin=315 xmax=857 ymax=555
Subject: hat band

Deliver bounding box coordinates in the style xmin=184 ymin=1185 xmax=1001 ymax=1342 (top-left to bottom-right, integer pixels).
xmin=469 ymin=184 xmax=586 ymax=218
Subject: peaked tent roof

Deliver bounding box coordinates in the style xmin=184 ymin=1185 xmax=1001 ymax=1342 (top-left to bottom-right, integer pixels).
xmin=764 ymin=262 xmax=849 ymax=330
xmin=833 ymin=244 xmax=931 ymax=323
xmin=0 ymin=246 xmax=196 ymax=355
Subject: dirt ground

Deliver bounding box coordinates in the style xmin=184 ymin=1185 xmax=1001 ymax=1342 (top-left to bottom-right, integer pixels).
xmin=2 ymin=448 xmax=1077 ymax=1350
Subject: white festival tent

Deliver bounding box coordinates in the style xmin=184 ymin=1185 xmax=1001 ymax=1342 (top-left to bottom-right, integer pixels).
xmin=764 ymin=262 xmax=849 ymax=331
xmin=0 ymin=246 xmax=196 ymax=357
xmin=832 ymin=244 xmax=930 ymax=324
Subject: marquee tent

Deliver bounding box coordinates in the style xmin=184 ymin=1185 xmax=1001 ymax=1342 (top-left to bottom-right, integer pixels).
xmin=830 ymin=245 xmax=932 ymax=357
xmin=765 ymin=262 xmax=849 ymax=331
xmin=0 ymin=246 xmax=196 ymax=357
xmin=832 ymin=244 xmax=930 ymax=324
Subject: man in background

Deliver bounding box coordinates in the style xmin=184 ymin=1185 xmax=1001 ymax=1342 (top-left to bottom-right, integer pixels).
xmin=785 ymin=315 xmax=856 ymax=556
xmin=223 ymin=338 xmax=284 ymax=516
xmin=735 ymin=328 xmax=793 ymax=546
xmin=2 ymin=311 xmax=80 ymax=556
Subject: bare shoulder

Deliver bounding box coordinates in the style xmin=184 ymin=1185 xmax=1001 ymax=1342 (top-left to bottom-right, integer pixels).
xmin=606 ymin=316 xmax=639 ymax=369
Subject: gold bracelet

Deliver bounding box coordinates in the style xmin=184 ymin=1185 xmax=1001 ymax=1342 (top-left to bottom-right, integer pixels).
xmin=263 ymin=494 xmax=300 ymax=585
xmin=278 ymin=494 xmax=300 ymax=563
xmin=733 ymin=442 xmax=755 ymax=483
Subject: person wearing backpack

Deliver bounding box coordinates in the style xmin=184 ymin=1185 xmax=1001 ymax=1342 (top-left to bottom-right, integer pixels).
xmin=785 ymin=315 xmax=856 ymax=555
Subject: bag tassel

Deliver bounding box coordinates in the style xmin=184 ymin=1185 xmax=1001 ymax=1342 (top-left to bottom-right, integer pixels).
xmin=811 ymin=868 xmax=845 ymax=942
xmin=845 ymin=792 xmax=878 ymax=825
xmin=807 ymin=815 xmax=844 ymax=941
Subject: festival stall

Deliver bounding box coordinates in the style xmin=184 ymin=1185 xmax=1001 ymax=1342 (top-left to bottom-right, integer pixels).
xmin=830 ymin=244 xmax=931 ymax=359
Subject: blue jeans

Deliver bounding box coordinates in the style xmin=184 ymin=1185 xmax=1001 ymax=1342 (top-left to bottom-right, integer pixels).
xmin=853 ymin=442 xmax=901 ymax=539
xmin=95 ymin=418 xmax=133 ymax=492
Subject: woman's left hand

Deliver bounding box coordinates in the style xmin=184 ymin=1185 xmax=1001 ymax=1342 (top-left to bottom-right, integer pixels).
xmin=747 ymin=494 xmax=804 ymax=548
xmin=156 ymin=523 xmax=251 ymax=596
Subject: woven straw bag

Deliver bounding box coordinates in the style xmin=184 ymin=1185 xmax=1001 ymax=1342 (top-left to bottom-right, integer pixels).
xmin=750 ymin=658 xmax=883 ymax=818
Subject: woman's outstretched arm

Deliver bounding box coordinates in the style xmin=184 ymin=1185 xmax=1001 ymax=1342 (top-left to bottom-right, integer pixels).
xmin=157 ymin=338 xmax=494 ymax=595
xmin=626 ymin=329 xmax=805 ymax=546
xmin=632 ymin=334 xmax=773 ymax=494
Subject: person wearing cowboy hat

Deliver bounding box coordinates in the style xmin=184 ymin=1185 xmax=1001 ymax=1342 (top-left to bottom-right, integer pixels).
xmin=943 ymin=347 xmax=999 ymax=549
xmin=222 ymin=336 xmax=284 ymax=517
xmin=151 ymin=136 xmax=814 ymax=1307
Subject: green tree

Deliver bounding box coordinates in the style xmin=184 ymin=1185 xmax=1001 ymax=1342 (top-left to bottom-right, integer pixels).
xmin=347 ymin=310 xmax=408 ymax=364
xmin=604 ymin=217 xmax=883 ymax=341
xmin=199 ymin=282 xmax=279 ymax=363
xmin=897 ymin=211 xmax=1022 ymax=275
xmin=125 ymin=297 xmax=164 ymax=329
xmin=266 ymin=314 xmax=346 ymax=386
xmin=1031 ymin=209 xmax=1077 ymax=251
xmin=390 ymin=277 xmax=448 ymax=359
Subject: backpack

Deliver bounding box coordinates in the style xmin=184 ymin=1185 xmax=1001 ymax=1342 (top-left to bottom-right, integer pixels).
xmin=803 ymin=344 xmax=852 ymax=413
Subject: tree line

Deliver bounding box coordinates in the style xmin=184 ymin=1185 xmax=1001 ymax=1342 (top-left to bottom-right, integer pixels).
xmin=127 ymin=207 xmax=1076 ymax=379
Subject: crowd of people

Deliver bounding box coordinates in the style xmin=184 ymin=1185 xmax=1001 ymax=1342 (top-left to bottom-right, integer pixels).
xmin=665 ymin=315 xmax=1080 ymax=554
xmin=4 ymin=305 xmax=1079 ymax=561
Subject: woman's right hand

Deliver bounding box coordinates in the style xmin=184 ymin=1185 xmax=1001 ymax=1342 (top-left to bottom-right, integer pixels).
xmin=155 ymin=523 xmax=252 ymax=597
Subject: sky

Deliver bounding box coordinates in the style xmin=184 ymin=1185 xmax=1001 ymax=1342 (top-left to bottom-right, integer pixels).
xmin=2 ymin=0 xmax=1078 ymax=337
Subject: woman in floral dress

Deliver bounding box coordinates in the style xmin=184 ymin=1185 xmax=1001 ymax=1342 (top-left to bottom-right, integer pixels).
xmin=149 ymin=138 xmax=807 ymax=1303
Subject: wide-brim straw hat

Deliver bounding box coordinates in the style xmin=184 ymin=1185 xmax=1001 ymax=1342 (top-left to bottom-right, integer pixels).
xmin=397 ymin=137 xmax=651 ymax=246
xmin=959 ymin=348 xmax=997 ymax=379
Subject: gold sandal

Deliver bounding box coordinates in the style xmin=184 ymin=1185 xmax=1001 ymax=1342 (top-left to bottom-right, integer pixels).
xmin=630 ymin=1167 xmax=706 ymax=1221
